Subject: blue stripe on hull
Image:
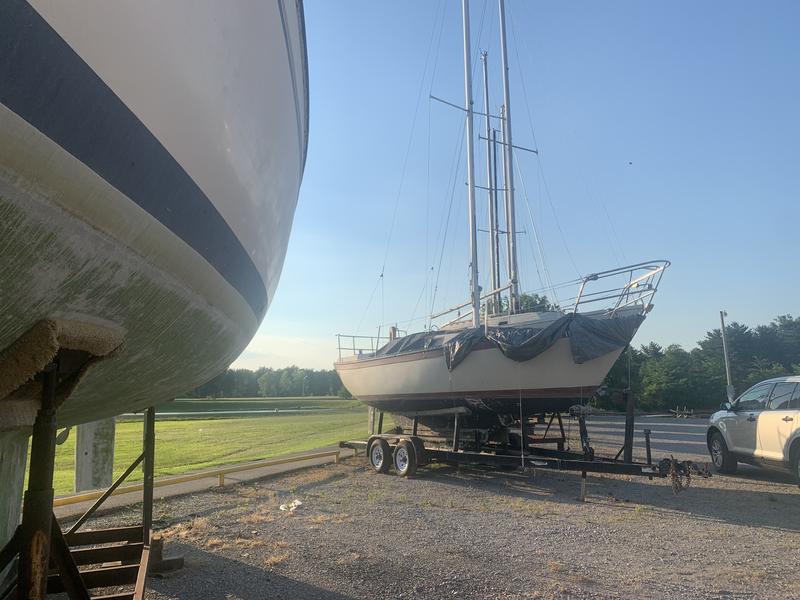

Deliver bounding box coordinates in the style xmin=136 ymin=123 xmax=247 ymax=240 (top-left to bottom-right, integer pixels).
xmin=0 ymin=0 xmax=267 ymax=317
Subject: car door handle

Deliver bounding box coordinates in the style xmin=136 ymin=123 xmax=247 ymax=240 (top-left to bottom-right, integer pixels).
xmin=747 ymin=415 xmax=756 ymax=422
xmin=783 ymin=416 xmax=794 ymax=422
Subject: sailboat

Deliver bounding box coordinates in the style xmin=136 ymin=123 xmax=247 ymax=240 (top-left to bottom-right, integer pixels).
xmin=0 ymin=0 xmax=308 ymax=559
xmin=335 ymin=0 xmax=668 ymax=423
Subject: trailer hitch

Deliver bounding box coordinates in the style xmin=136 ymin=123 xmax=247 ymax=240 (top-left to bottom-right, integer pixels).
xmin=657 ymin=456 xmax=711 ymax=494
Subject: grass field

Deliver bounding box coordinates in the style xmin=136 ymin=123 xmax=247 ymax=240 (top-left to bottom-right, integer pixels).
xmin=52 ymin=406 xmax=368 ymax=496
xmin=152 ymin=396 xmax=361 ymax=416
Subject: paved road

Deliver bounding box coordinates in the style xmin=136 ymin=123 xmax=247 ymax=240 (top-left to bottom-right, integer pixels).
xmin=583 ymin=415 xmax=709 ymax=461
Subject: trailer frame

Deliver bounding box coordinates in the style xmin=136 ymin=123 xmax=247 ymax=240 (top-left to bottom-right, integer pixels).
xmin=341 ymin=403 xmax=707 ymax=498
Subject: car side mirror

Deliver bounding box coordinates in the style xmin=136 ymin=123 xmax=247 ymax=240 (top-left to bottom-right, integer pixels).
xmin=720 ymin=401 xmax=733 ymax=411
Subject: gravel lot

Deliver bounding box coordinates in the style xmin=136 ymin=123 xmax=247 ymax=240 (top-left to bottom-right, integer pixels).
xmin=70 ymin=426 xmax=800 ymax=600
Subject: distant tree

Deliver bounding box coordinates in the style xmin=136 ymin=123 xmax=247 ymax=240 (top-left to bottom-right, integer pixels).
xmin=597 ymin=314 xmax=800 ymax=412
xmin=187 ymin=366 xmax=347 ymax=398
xmin=518 ymin=292 xmax=559 ymax=313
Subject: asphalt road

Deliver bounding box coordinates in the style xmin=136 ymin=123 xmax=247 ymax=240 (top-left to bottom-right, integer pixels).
xmin=583 ymin=415 xmax=709 ymax=461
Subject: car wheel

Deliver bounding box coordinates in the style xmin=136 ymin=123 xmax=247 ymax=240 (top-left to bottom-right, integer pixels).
xmin=709 ymin=431 xmax=737 ymax=474
xmin=792 ymin=446 xmax=800 ymax=486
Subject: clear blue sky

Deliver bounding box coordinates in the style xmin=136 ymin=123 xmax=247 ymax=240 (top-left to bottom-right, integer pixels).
xmin=233 ymin=0 xmax=800 ymax=370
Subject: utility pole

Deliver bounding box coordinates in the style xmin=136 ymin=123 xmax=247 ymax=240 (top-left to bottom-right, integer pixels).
xmin=720 ymin=310 xmax=735 ymax=402
xmin=462 ymin=0 xmax=480 ymax=328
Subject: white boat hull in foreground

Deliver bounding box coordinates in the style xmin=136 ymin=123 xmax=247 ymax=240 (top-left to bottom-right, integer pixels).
xmin=0 ymin=0 xmax=308 ymax=550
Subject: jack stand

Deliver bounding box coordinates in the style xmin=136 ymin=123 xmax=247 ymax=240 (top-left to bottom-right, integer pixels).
xmin=452 ymin=414 xmax=461 ymax=452
xmin=577 ymin=415 xmax=594 ymax=461
xmin=18 ymin=362 xmax=58 ymax=599
xmin=1 ymin=399 xmax=183 ymax=599
xmin=579 ymin=471 xmax=587 ymax=502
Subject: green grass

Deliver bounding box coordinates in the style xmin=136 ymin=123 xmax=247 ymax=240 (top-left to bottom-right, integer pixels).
xmin=52 ymin=408 xmax=368 ymax=496
xmin=156 ymin=396 xmax=361 ymax=414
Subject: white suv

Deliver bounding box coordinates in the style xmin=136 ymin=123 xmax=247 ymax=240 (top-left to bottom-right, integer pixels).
xmin=707 ymin=376 xmax=800 ymax=483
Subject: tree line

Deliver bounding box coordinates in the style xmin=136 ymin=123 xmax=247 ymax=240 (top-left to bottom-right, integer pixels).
xmin=187 ymin=314 xmax=800 ymax=412
xmin=187 ymin=366 xmax=349 ymax=399
xmin=600 ymin=314 xmax=800 ymax=412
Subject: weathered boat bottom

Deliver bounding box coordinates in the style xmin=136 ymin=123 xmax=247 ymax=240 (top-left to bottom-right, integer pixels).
xmin=362 ymin=389 xmax=595 ymax=418
xmin=0 ymin=430 xmax=28 ymax=581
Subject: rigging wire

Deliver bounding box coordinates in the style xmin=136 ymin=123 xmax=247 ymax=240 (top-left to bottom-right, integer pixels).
xmin=507 ymin=1 xmax=582 ymax=279
xmin=358 ymin=3 xmax=444 ymax=329
xmin=429 ymin=123 xmax=466 ymax=326
xmin=514 ymin=152 xmax=557 ymax=304
xmin=355 ymin=275 xmax=382 ymax=335
xmin=355 ymin=0 xmax=444 ymax=336
xmin=597 ymin=189 xmax=628 ymax=266
xmin=425 ymin=0 xmax=448 ymax=324
xmin=405 ymin=277 xmax=432 ymax=330
xmin=428 ymin=0 xmax=491 ymax=324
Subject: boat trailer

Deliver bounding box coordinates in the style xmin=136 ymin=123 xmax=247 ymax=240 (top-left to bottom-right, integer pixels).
xmin=340 ymin=396 xmax=709 ymax=498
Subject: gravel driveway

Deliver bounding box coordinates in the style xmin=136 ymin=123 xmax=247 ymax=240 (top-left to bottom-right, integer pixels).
xmin=71 ymin=447 xmax=800 ymax=600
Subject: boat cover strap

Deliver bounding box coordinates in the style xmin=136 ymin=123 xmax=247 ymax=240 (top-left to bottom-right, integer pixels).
xmin=444 ymin=313 xmax=644 ymax=371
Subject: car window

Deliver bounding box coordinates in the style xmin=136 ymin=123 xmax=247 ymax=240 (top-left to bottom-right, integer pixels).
xmin=767 ymin=382 xmax=797 ymax=410
xmin=736 ymin=383 xmax=773 ymax=411
xmin=791 ymin=385 xmax=800 ymax=410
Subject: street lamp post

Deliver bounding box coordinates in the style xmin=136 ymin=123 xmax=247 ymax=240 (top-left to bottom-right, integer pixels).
xmin=720 ymin=310 xmax=735 ymax=402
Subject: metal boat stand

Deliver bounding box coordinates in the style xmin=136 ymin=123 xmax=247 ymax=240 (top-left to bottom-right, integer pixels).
xmin=0 ymin=361 xmax=182 ymax=600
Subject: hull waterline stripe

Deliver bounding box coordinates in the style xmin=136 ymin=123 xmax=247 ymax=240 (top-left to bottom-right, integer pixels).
xmin=0 ymin=0 xmax=267 ymax=317
xmin=358 ymin=385 xmax=598 ymax=402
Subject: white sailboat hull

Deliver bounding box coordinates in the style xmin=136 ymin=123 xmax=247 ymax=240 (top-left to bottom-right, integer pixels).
xmin=335 ymin=298 xmax=663 ymax=417
xmin=337 ymin=336 xmax=622 ymax=415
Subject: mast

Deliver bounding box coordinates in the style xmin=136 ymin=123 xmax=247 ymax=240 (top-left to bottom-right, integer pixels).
xmin=462 ymin=0 xmax=480 ymax=327
xmin=491 ymin=128 xmax=502 ymax=311
xmin=498 ymin=0 xmax=520 ymax=313
xmin=481 ymin=51 xmax=500 ymax=315
xmin=500 ymin=105 xmax=513 ymax=296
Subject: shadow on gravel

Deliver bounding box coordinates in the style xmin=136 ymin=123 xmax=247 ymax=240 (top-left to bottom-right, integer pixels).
xmin=420 ymin=464 xmax=800 ymax=532
xmin=149 ymin=546 xmax=354 ymax=600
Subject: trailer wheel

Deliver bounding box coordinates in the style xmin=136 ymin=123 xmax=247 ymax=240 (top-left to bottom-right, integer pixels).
xmin=368 ymin=438 xmax=391 ymax=474
xmin=393 ymin=440 xmax=417 ymax=477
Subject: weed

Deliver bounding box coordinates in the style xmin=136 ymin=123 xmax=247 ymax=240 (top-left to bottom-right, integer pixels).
xmin=264 ymin=552 xmax=289 ymax=567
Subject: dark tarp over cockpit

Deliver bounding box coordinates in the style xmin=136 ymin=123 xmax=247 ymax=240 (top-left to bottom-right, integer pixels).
xmin=371 ymin=313 xmax=644 ymax=372
xmin=444 ymin=313 xmax=644 ymax=370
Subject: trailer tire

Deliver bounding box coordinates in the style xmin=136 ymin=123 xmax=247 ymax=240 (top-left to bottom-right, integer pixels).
xmin=368 ymin=438 xmax=392 ymax=474
xmin=393 ymin=440 xmax=417 ymax=477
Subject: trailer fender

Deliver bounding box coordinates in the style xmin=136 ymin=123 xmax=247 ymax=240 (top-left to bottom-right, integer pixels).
xmin=407 ymin=436 xmax=427 ymax=466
